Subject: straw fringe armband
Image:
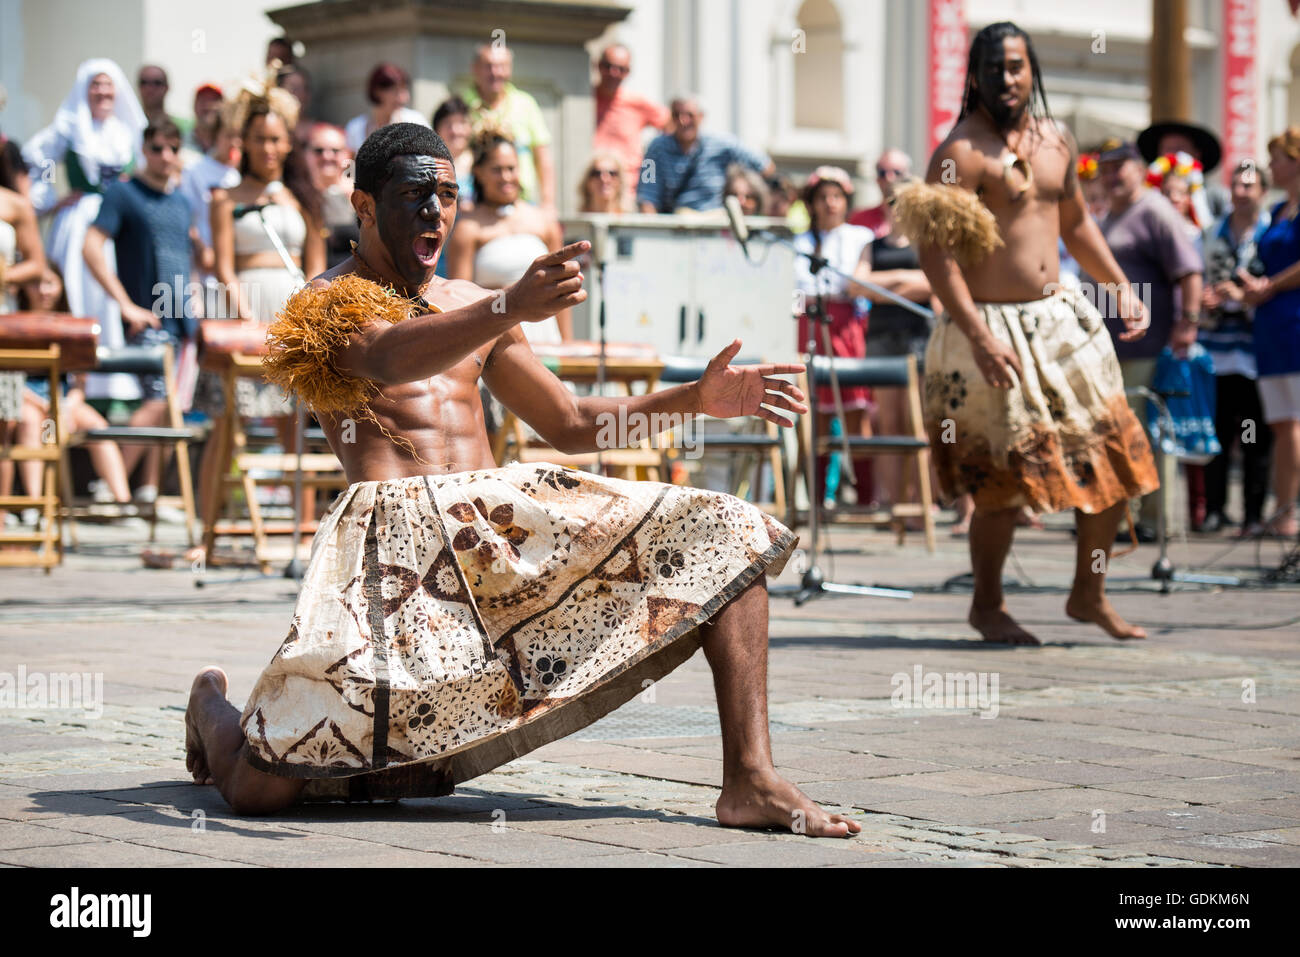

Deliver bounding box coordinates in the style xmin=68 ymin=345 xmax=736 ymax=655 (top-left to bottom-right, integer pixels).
xmin=262 ymin=274 xmax=418 ymax=417
xmin=891 ymin=181 xmax=1005 ymax=269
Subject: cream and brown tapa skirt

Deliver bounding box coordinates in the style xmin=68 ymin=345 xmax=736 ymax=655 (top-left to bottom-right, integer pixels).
xmin=240 ymin=463 xmax=795 ymax=799
xmin=923 ymin=286 xmax=1159 ymax=514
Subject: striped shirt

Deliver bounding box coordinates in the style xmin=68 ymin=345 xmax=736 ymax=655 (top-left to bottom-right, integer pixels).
xmin=636 ymin=131 xmax=769 ymax=213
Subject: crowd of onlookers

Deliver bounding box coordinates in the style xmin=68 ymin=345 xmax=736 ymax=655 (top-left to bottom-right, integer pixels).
xmin=1 ymin=35 xmax=1297 ymax=547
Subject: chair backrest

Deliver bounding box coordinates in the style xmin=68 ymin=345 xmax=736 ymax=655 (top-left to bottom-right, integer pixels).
xmin=810 ymin=355 xmax=911 ymax=388
xmin=94 ymin=344 xmax=167 ymax=375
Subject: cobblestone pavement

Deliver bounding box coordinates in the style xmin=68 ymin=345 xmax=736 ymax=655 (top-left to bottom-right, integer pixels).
xmin=2 ymin=512 xmax=1298 ymax=867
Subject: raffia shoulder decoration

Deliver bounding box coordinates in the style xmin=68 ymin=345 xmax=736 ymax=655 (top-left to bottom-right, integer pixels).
xmin=262 ymin=274 xmax=418 ymax=417
xmin=891 ymin=180 xmax=1004 ymax=269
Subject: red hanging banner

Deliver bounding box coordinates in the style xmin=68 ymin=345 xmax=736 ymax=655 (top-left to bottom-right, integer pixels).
xmin=1222 ymin=0 xmax=1259 ymax=177
xmin=928 ymin=0 xmax=968 ymax=157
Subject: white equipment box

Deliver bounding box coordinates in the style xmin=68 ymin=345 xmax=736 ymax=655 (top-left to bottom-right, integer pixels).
xmin=561 ymin=214 xmax=797 ymax=363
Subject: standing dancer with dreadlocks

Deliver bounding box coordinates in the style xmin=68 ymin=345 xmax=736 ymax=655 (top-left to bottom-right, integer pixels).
xmin=894 ymin=22 xmax=1159 ymax=645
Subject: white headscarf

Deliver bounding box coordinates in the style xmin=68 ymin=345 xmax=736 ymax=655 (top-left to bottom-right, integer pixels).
xmin=51 ymin=58 xmax=146 ymax=186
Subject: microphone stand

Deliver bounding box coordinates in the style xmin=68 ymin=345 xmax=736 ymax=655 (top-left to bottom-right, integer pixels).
xmin=747 ymin=228 xmax=924 ymax=605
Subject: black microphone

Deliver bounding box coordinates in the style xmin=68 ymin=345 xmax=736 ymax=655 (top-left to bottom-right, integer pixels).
xmin=232 ymin=203 xmax=268 ymax=220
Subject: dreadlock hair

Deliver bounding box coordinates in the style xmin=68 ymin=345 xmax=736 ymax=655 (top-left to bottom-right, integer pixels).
xmin=958 ymin=21 xmax=1052 ymax=125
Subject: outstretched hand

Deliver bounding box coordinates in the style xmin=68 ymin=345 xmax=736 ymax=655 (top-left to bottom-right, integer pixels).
xmin=695 ymin=340 xmax=807 ymax=426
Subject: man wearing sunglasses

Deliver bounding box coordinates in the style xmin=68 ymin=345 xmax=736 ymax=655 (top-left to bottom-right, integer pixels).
xmin=593 ymin=44 xmax=668 ymax=204
xmin=82 ymin=120 xmax=198 ymax=501
xmin=850 ymin=148 xmax=912 ymax=236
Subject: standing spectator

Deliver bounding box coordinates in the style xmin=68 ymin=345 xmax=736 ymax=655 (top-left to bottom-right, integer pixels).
xmin=137 ymin=65 xmax=182 ymax=131
xmin=767 ymin=173 xmax=808 ymax=232
xmin=304 ymin=122 xmax=356 ymax=269
xmin=345 ymin=64 xmax=428 ymax=156
xmin=592 ymin=43 xmax=668 ymax=205
xmin=445 ymin=123 xmax=571 ymax=343
xmin=276 ymin=65 xmax=315 ymax=146
xmin=579 ymin=152 xmax=628 ymax=214
xmin=23 ymin=58 xmax=146 ymax=410
xmin=266 ymin=37 xmax=296 ymax=68
xmin=1139 ymin=120 xmax=1226 ymax=223
xmin=1090 ymin=138 xmax=1203 ymax=541
xmin=793 ymin=166 xmax=874 ymax=503
xmin=1199 ymin=159 xmax=1273 ymax=536
xmin=723 ymin=164 xmax=769 ymax=217
xmin=853 ymin=157 xmax=933 ymax=512
xmin=82 ymin=119 xmax=196 ymax=501
xmin=1239 ymin=129 xmax=1300 ymax=538
xmin=432 ymin=96 xmax=475 ymax=200
xmin=179 ymin=105 xmax=240 ymax=315
xmin=182 ymin=83 xmax=225 ymax=162
xmin=850 ymin=148 xmax=910 ymax=236
xmin=460 ymin=45 xmax=555 ymax=211
xmin=637 ymin=95 xmax=773 ymax=215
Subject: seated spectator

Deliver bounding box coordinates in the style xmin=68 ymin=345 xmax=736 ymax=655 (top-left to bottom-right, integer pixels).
xmin=723 ymin=164 xmax=769 ymax=217
xmin=182 ymin=83 xmax=224 ymax=164
xmin=266 ymin=36 xmax=296 ymax=68
xmin=767 ymin=173 xmax=808 ymax=232
xmin=444 ymin=123 xmax=571 ymax=343
xmin=179 ymin=105 xmax=240 ymax=313
xmin=637 ymin=94 xmax=773 ymax=215
xmin=579 ymin=152 xmax=628 ymax=214
xmin=82 ymin=119 xmax=198 ymax=503
xmin=345 ymin=63 xmax=428 ymax=155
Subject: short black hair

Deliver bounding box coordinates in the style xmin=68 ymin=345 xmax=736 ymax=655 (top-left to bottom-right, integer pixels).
xmin=144 ymin=119 xmax=182 ymax=145
xmin=354 ymin=122 xmax=453 ymax=195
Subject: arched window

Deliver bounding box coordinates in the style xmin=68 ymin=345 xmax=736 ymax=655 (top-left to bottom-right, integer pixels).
xmin=794 ymin=0 xmax=844 ymax=131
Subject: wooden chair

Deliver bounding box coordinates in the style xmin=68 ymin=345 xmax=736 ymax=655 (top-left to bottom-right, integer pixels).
xmin=203 ymin=353 xmax=348 ymax=572
xmin=656 ymin=356 xmax=788 ymax=516
xmin=0 ymin=346 xmax=64 ymax=571
xmin=796 ymin=355 xmax=935 ymax=552
xmin=62 ymin=343 xmax=200 ymax=546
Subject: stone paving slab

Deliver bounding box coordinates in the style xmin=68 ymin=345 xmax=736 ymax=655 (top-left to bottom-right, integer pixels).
xmin=2 ymin=517 xmax=1298 ymax=866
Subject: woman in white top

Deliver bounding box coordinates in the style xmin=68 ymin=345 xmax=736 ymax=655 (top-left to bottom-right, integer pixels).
xmin=22 ymin=58 xmax=146 ymax=403
xmin=793 ymin=166 xmax=876 ymax=503
xmin=344 ymin=64 xmax=429 ymax=155
xmin=444 ymin=125 xmax=571 ymax=343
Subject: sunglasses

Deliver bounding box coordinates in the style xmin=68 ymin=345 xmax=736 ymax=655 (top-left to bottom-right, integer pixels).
xmin=147 ymin=142 xmax=179 ymax=154
xmin=599 ymin=62 xmax=629 ymax=75
xmin=139 ymin=78 xmax=167 ymax=87
xmin=311 ymin=147 xmax=344 ymax=157
xmin=876 ymin=167 xmax=905 ymax=178
xmin=588 ymin=168 xmax=618 ymax=179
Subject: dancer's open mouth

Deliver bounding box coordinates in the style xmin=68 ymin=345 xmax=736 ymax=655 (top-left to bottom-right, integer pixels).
xmin=413 ymin=231 xmax=441 ymax=266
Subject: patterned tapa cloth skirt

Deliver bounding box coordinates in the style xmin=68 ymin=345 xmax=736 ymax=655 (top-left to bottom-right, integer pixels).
xmin=922 ymin=286 xmax=1159 ymax=514
xmin=241 ymin=462 xmax=796 ymax=801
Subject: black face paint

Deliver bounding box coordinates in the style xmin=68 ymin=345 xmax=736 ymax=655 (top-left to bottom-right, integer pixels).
xmin=373 ymin=154 xmax=458 ymax=287
xmin=974 ymin=40 xmax=1028 ymax=130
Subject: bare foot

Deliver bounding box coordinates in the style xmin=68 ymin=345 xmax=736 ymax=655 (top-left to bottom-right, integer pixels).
xmin=185 ymin=666 xmax=228 ymax=785
xmin=968 ymin=606 xmax=1041 ymax=645
xmin=1065 ymin=594 xmax=1147 ymax=640
xmin=716 ymin=768 xmax=862 ymax=838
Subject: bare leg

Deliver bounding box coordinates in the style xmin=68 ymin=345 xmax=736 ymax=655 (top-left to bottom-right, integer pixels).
xmin=1066 ymin=501 xmax=1146 ymax=639
xmin=968 ymin=506 xmax=1039 ymax=645
xmin=950 ymin=493 xmax=974 ymax=536
xmin=703 ymin=577 xmax=861 ymax=837
xmin=185 ymin=667 xmax=305 ymax=815
xmin=1267 ymin=420 xmax=1300 ymax=536
xmin=121 ymin=399 xmax=170 ymax=490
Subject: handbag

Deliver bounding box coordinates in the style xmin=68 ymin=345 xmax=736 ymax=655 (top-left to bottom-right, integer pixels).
xmin=1147 ymin=344 xmax=1222 ymax=465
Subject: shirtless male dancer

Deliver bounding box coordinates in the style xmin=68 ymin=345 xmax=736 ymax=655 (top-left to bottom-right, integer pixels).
xmin=907 ymin=22 xmax=1160 ymax=646
xmin=184 ymin=122 xmax=860 ymax=837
